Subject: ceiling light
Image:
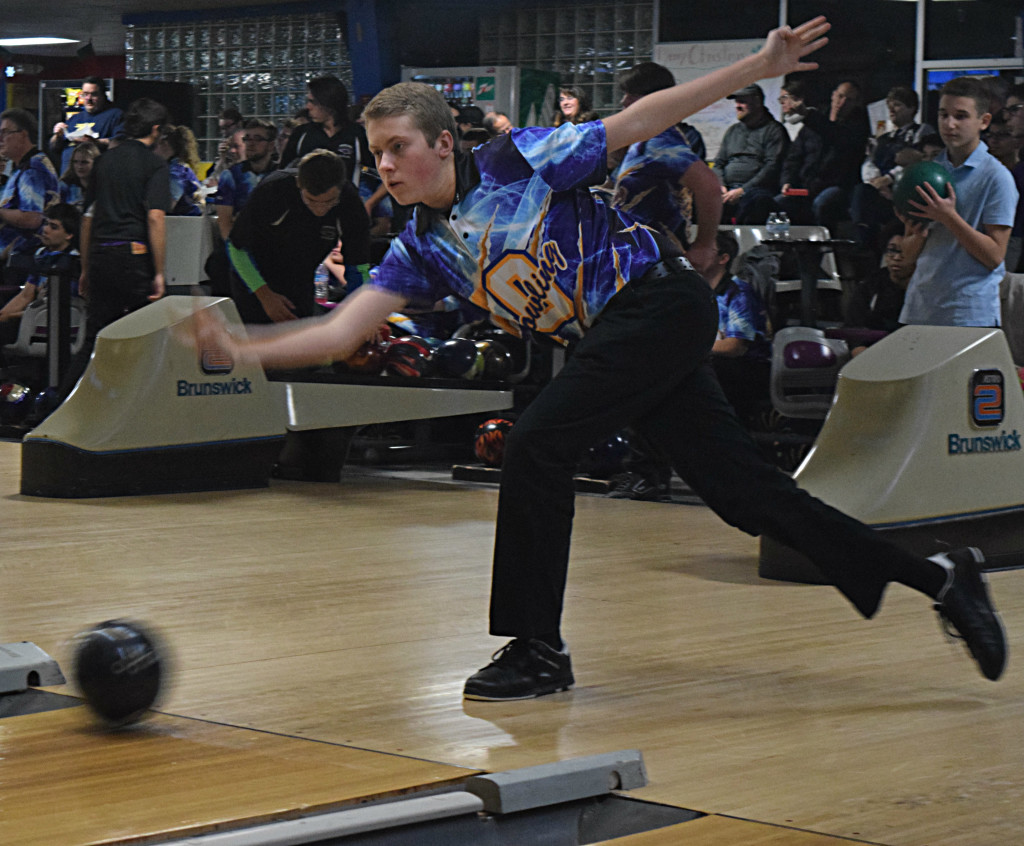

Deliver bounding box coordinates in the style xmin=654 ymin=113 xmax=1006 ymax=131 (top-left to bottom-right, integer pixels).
xmin=0 ymin=37 xmax=79 ymax=47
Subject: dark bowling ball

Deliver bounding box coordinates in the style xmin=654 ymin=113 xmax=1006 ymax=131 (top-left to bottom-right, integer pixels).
xmin=472 ymin=328 xmax=529 ymax=380
xmin=73 ymin=620 xmax=164 ymax=727
xmin=433 ymin=338 xmax=484 ymax=379
xmin=584 ymin=432 xmax=632 ymax=479
xmin=893 ymin=161 xmax=952 ymax=221
xmin=0 ymin=382 xmax=33 ymax=424
xmin=385 ymin=336 xmax=432 ymax=377
xmin=474 ymin=418 xmax=514 ymax=467
xmin=342 ymin=340 xmax=385 ymax=375
xmin=475 ymin=339 xmax=513 ymax=381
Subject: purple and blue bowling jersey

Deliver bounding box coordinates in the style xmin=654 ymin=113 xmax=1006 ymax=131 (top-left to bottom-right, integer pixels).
xmin=371 ymin=122 xmax=666 ymax=344
xmin=716 ymin=275 xmax=769 ymax=359
xmin=0 ymin=150 xmax=59 ymax=256
xmin=214 ymin=161 xmax=276 ymax=214
xmin=612 ymin=125 xmax=701 ymax=239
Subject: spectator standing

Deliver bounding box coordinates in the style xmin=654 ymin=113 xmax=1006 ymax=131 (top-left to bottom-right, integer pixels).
xmin=57 ymin=98 xmax=171 ymax=401
xmin=899 ymin=77 xmax=1017 ymax=327
xmin=280 ymin=76 xmax=371 ymax=187
xmin=48 ymin=77 xmax=123 ymax=173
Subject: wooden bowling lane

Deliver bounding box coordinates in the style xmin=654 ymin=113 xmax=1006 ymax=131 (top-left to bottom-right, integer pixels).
xmin=0 ymin=705 xmax=475 ymax=846
xmin=5 ymin=441 xmax=1024 ymax=845
xmin=600 ymin=815 xmax=877 ymax=844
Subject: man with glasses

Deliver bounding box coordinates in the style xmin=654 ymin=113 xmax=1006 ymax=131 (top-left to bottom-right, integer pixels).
xmin=213 ymin=119 xmax=279 ymax=241
xmin=48 ymin=77 xmax=123 ymax=173
xmin=226 ymin=149 xmax=369 ymax=324
xmin=0 ymin=109 xmax=59 ymax=277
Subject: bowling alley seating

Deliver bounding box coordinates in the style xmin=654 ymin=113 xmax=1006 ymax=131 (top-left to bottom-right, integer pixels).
xmin=2 ymin=296 xmax=87 ymax=359
xmin=720 ymin=224 xmax=843 ymax=298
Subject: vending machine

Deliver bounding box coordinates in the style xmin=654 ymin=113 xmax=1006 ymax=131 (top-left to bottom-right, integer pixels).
xmin=400 ymin=66 xmax=559 ymax=129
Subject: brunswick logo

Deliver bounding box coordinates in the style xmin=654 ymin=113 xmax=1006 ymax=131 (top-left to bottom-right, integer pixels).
xmin=200 ymin=346 xmax=234 ymax=375
xmin=484 ymin=242 xmax=575 ymax=335
xmin=970 ymin=369 xmax=1004 ymax=427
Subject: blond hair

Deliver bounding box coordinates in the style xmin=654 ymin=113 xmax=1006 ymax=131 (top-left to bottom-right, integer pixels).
xmin=364 ymin=82 xmax=456 ymax=146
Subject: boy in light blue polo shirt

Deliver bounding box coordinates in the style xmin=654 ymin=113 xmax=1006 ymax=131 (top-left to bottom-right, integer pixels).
xmin=900 ymin=76 xmax=1018 ymax=326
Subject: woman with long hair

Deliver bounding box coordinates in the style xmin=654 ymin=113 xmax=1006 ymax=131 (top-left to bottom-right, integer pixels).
xmin=154 ymin=125 xmax=203 ymax=216
xmin=553 ymin=86 xmax=598 ymax=127
xmin=278 ymin=75 xmax=370 ymax=188
xmin=59 ymin=140 xmax=101 ymax=210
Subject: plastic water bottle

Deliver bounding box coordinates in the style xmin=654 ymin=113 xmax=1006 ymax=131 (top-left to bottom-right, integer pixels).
xmin=314 ymin=263 xmax=330 ymax=305
xmin=766 ymin=211 xmax=790 ymax=239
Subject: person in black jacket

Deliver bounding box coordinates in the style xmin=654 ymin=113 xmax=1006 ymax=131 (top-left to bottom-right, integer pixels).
xmin=279 ymin=76 xmax=369 ymax=183
xmin=774 ymin=78 xmax=827 ymax=224
xmin=811 ymin=80 xmax=870 ymax=233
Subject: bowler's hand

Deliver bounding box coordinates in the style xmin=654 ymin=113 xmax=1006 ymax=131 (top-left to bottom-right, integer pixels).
xmin=759 ymin=17 xmax=830 ymax=78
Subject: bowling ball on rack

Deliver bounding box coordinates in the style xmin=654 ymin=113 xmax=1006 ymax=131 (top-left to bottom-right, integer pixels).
xmin=384 ymin=336 xmax=432 ymax=377
xmin=0 ymin=381 xmax=33 ymax=425
xmin=893 ymin=161 xmax=952 ymax=221
xmin=475 ymin=339 xmax=513 ymax=381
xmin=473 ymin=418 xmax=514 ymax=468
xmin=433 ymin=338 xmax=484 ymax=380
xmin=341 ymin=340 xmax=385 ymax=375
xmin=472 ymin=328 xmax=529 ymax=376
xmin=73 ymin=620 xmax=165 ymax=727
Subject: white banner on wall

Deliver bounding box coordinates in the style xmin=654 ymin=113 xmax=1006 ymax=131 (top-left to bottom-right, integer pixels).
xmin=653 ymin=39 xmax=784 ymax=162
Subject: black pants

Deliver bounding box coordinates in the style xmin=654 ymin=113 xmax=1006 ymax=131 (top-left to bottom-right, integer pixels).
xmin=489 ymin=269 xmax=927 ymax=639
xmin=58 ymin=244 xmax=154 ymax=399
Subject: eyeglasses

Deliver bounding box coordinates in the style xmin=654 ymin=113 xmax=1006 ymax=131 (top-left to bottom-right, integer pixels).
xmin=884 ymin=246 xmax=903 ymax=256
xmin=0 ymin=127 xmax=25 ymax=137
xmin=986 ymin=131 xmax=1014 ymax=140
xmin=1003 ymin=103 xmax=1024 ymax=115
xmin=243 ymin=135 xmax=271 ymax=143
xmin=778 ymin=94 xmax=793 ymax=102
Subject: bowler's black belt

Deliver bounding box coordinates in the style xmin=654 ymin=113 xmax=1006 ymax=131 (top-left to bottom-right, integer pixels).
xmin=635 ymin=255 xmax=693 ymax=285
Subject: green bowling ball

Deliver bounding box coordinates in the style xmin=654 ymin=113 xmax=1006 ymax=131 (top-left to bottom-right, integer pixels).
xmin=893 ymin=161 xmax=952 ymax=221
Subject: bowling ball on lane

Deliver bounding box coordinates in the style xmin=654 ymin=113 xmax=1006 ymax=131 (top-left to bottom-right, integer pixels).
xmin=385 ymin=336 xmax=432 ymax=377
xmin=73 ymin=620 xmax=164 ymax=727
xmin=893 ymin=161 xmax=952 ymax=221
xmin=474 ymin=418 xmax=514 ymax=468
xmin=433 ymin=338 xmax=484 ymax=380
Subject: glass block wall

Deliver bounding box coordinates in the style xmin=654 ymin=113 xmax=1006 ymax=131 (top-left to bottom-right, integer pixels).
xmin=125 ymin=12 xmax=349 ymax=160
xmin=480 ymin=2 xmax=655 ymax=117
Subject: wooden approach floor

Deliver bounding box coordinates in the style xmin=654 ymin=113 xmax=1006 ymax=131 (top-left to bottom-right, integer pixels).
xmin=3 ymin=440 xmax=1024 ymax=845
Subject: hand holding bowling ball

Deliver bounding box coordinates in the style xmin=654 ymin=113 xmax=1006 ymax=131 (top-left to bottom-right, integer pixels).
xmin=893 ymin=161 xmax=954 ymax=223
xmin=73 ymin=620 xmax=165 ymax=727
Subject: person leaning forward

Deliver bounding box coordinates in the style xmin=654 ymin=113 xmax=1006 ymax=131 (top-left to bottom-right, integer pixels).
xmin=196 ymin=17 xmax=1008 ymax=699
